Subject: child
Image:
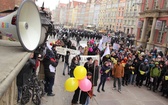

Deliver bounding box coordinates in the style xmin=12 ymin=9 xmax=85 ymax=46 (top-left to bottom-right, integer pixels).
xmin=80 ymin=72 xmax=93 ymax=105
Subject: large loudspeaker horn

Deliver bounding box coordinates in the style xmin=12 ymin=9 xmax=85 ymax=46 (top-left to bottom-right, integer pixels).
xmin=0 ymin=0 xmax=41 ymax=51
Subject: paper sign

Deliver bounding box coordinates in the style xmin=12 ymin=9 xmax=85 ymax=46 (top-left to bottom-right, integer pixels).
xmin=49 ymin=64 xmax=56 ymax=73
xmin=69 ymin=55 xmax=100 ymax=66
xmin=56 ymin=47 xmax=80 ymax=55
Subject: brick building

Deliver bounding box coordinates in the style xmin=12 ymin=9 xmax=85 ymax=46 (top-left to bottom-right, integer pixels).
xmin=137 ymin=0 xmax=168 ymax=53
xmin=0 ymin=0 xmax=28 ymax=17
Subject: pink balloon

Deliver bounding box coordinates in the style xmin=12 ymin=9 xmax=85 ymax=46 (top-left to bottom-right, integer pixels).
xmin=79 ymin=78 xmax=92 ymax=92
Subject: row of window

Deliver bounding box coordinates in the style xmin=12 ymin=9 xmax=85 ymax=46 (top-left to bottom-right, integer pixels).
xmin=139 ymin=20 xmax=166 ymax=43
xmin=145 ymin=0 xmax=168 ymax=10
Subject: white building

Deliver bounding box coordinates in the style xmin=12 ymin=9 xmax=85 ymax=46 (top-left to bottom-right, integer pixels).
xmin=123 ymin=0 xmax=141 ymax=35
xmin=93 ymin=1 xmax=100 ymax=28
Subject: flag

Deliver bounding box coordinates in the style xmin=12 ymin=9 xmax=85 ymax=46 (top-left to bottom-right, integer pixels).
xmin=98 ymin=38 xmax=103 ymax=51
xmin=101 ymin=44 xmax=110 ymax=60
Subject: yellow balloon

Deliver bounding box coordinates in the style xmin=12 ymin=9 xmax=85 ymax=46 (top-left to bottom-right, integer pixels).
xmin=74 ymin=66 xmax=87 ymax=80
xmin=65 ymin=78 xmax=79 ymax=92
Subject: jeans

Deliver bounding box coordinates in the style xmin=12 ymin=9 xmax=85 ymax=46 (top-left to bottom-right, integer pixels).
xmin=136 ymin=73 xmax=146 ymax=86
xmin=130 ymin=74 xmax=137 ymax=85
xmin=72 ymin=87 xmax=80 ymax=104
xmin=45 ymin=76 xmax=55 ymax=94
xmin=63 ymin=63 xmax=69 ymax=74
xmin=122 ymin=74 xmax=130 ymax=85
xmin=97 ymin=76 xmax=107 ymax=91
xmin=113 ymin=77 xmax=122 ymax=90
xmin=83 ymin=96 xmax=89 ymax=105
xmin=150 ymin=77 xmax=158 ymax=91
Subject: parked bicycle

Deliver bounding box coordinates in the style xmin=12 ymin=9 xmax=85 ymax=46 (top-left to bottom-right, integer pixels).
xmin=20 ymin=72 xmax=45 ymax=105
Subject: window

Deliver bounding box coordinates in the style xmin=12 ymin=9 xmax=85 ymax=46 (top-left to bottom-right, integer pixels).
xmin=157 ymin=21 xmax=166 ymax=43
xmin=154 ymin=0 xmax=159 ymax=9
xmin=128 ymin=20 xmax=130 ymax=25
xmin=121 ymin=11 xmax=124 ymax=16
xmin=164 ymin=0 xmax=168 ymax=9
xmin=145 ymin=0 xmax=149 ymax=9
xmin=132 ymin=20 xmax=134 ymax=25
xmin=125 ymin=20 xmax=127 ymax=24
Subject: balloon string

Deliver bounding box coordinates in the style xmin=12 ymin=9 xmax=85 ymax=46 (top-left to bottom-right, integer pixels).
xmin=92 ymin=96 xmax=99 ymax=105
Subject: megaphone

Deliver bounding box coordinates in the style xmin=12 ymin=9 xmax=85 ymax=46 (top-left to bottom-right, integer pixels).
xmin=0 ymin=0 xmax=41 ymax=51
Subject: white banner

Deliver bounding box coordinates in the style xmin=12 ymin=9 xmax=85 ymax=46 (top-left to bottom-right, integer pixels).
xmin=113 ymin=43 xmax=120 ymax=50
xmin=69 ymin=55 xmax=100 ymax=66
xmin=56 ymin=47 xmax=80 ymax=55
xmin=56 ymin=47 xmax=66 ymax=55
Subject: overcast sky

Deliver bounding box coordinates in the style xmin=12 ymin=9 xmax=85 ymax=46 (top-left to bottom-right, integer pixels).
xmin=36 ymin=0 xmax=87 ymax=10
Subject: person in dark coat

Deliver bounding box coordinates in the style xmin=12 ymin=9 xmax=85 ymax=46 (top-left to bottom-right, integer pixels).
xmin=62 ymin=51 xmax=70 ymax=75
xmin=71 ymin=56 xmax=80 ymax=104
xmin=84 ymin=57 xmax=93 ymax=73
xmin=97 ymin=61 xmax=111 ymax=92
xmin=89 ymin=59 xmax=99 ymax=96
xmin=76 ymin=35 xmax=81 ymax=46
xmin=69 ymin=56 xmax=80 ymax=77
xmin=67 ymin=39 xmax=72 ymax=48
xmin=136 ymin=59 xmax=149 ymax=88
xmin=43 ymin=45 xmax=58 ymax=96
xmin=90 ymin=60 xmax=99 ymax=86
xmin=122 ymin=60 xmax=132 ymax=86
xmin=162 ymin=71 xmax=168 ymax=98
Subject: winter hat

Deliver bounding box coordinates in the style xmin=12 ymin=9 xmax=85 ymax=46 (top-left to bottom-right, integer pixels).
xmin=155 ymin=62 xmax=159 ymax=65
xmin=144 ymin=59 xmax=148 ymax=62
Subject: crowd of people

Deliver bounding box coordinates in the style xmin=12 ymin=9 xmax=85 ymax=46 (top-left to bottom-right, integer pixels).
xmin=16 ymin=28 xmax=168 ymax=105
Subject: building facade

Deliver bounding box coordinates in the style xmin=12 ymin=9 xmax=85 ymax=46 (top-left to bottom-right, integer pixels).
xmin=115 ymin=0 xmax=126 ymax=32
xmin=123 ymin=0 xmax=140 ymax=35
xmin=93 ymin=0 xmax=101 ymax=28
xmin=0 ymin=0 xmax=22 ymax=17
xmin=88 ymin=0 xmax=95 ymax=25
xmin=84 ymin=1 xmax=91 ymax=26
xmin=76 ymin=3 xmax=86 ymax=27
xmin=110 ymin=0 xmax=119 ymax=31
xmin=137 ymin=0 xmax=168 ymax=53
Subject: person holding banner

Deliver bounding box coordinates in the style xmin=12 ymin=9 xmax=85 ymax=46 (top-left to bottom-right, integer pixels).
xmin=62 ymin=51 xmax=70 ymax=76
xmin=84 ymin=57 xmax=93 ymax=73
xmin=70 ymin=57 xmax=80 ymax=104
xmin=70 ymin=56 xmax=80 ymax=77
xmin=89 ymin=60 xmax=99 ymax=96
